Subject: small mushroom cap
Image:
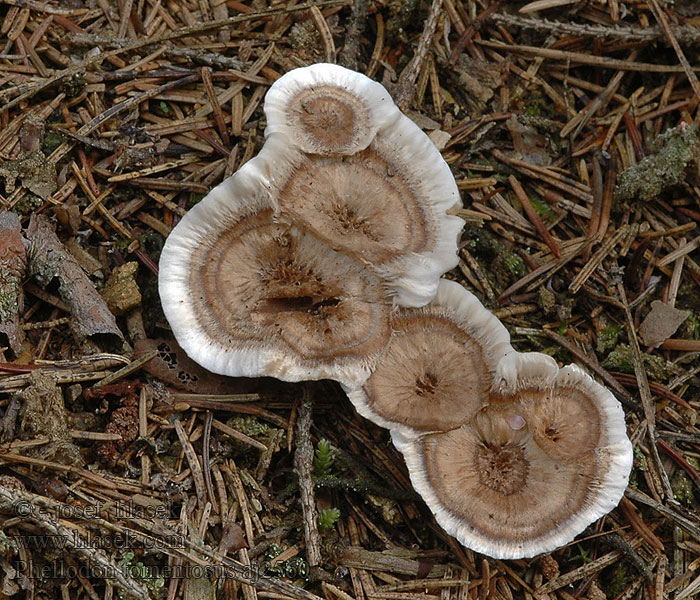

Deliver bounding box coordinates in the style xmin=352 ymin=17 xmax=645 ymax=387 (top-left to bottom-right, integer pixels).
xmin=263 ymin=65 xmax=463 ymax=307
xmin=522 ymin=364 xmax=632 ymax=462
xmin=392 ymin=360 xmax=633 ymax=559
xmin=491 ymin=351 xmax=559 ymax=397
xmin=264 ymin=63 xmax=400 ymax=156
xmin=346 ymin=279 xmax=513 ymax=436
xmin=158 ymin=155 xmax=392 ymax=388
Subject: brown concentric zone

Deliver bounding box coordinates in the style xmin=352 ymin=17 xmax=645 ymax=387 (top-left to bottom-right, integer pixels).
xmin=187 ymin=208 xmax=391 ymax=362
xmin=277 ymin=148 xmax=432 ymax=265
xmin=287 ymin=86 xmax=370 ymax=154
xmin=360 ymin=310 xmax=492 ymax=431
xmin=421 ymin=404 xmax=606 ymax=541
xmin=518 ymin=384 xmax=603 ymax=461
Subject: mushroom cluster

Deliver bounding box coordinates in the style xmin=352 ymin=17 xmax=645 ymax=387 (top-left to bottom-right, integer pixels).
xmin=349 ymin=280 xmax=632 ymax=558
xmin=159 ymin=63 xmax=464 ymax=388
xmin=158 ymin=64 xmax=633 ymax=560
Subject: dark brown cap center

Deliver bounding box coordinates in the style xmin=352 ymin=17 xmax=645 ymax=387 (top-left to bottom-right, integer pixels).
xmin=299 ymin=97 xmax=356 ymax=150
xmin=474 ymin=442 xmax=529 ymax=496
xmin=415 ymin=371 xmax=439 ymax=396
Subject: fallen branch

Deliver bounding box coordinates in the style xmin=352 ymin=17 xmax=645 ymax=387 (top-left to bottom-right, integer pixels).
xmin=26 ymin=214 xmax=124 ymax=350
xmin=294 ymin=387 xmax=322 ymax=568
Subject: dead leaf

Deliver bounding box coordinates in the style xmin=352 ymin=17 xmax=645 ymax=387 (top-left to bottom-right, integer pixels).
xmin=219 ymin=521 xmax=248 ymax=553
xmin=134 ymin=338 xmax=274 ymax=395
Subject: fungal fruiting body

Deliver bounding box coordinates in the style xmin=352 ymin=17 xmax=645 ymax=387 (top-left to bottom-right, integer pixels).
xmin=158 ymin=63 xmax=633 ymax=559
xmin=346 ymin=279 xmax=513 ymax=437
xmin=352 ymin=281 xmax=633 ymax=559
xmin=158 ymin=64 xmax=464 ymax=385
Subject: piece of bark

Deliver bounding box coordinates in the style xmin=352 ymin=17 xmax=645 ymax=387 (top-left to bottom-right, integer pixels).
xmin=133 ymin=337 xmax=272 ymax=395
xmin=294 ymin=388 xmax=321 ymax=568
xmin=0 ymin=212 xmax=27 ymax=355
xmin=639 ymin=300 xmax=690 ymax=347
xmin=19 ymin=370 xmax=84 ymax=466
xmin=19 ymin=116 xmax=45 ymax=154
xmin=26 ymin=214 xmax=124 ymax=350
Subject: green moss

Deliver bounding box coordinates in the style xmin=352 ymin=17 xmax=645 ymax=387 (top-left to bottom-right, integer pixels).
xmin=596 ymin=324 xmax=623 ymax=354
xmin=116 ymin=551 xmax=165 ymax=600
xmin=313 ymin=439 xmax=335 ymax=477
xmin=671 ymin=469 xmax=696 ymax=507
xmin=607 ymin=563 xmax=631 ymax=599
xmin=227 ymin=416 xmax=272 ymax=439
xmin=615 ymin=123 xmax=700 ymax=204
xmin=462 ymin=224 xmax=527 ymax=298
xmin=602 ymin=343 xmax=669 ymax=380
xmin=42 ymin=130 xmax=65 ymax=155
xmin=523 ymin=91 xmax=555 ymax=120
xmin=503 ymin=253 xmax=526 ymax=278
xmin=529 ymin=195 xmax=555 ymax=220
xmin=12 ymin=192 xmax=44 ymax=215
xmin=261 ymin=544 xmax=309 ymax=579
xmin=317 ymin=507 xmax=341 ymax=532
xmin=679 ymin=312 xmax=700 ymax=340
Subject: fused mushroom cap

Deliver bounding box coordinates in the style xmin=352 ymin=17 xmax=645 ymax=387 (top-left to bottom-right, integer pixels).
xmin=392 ymin=358 xmax=633 ymax=559
xmin=264 ymin=63 xmax=400 ymax=155
xmin=347 ymin=279 xmax=513 ymax=436
xmin=265 ymin=131 xmax=464 ymax=308
xmin=366 ymin=117 xmax=464 ymax=307
xmin=523 ymin=364 xmax=632 ymax=462
xmin=158 ymin=155 xmax=392 ymax=388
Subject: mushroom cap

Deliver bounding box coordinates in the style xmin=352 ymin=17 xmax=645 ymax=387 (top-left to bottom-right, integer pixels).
xmin=392 ymin=359 xmax=633 ymax=559
xmin=265 ymin=132 xmax=464 ymax=307
xmin=158 ymin=153 xmax=392 ymax=388
xmin=264 ymin=63 xmax=400 ymax=156
xmin=366 ymin=115 xmax=465 ymax=307
xmin=346 ymin=279 xmax=513 ymax=436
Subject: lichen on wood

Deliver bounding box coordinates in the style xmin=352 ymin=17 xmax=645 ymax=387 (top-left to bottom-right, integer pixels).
xmin=0 ymin=150 xmax=56 ymax=201
xmin=615 ymin=123 xmax=700 ymax=203
xmin=100 ymin=261 xmax=141 ymax=316
xmin=19 ymin=370 xmax=84 ymax=466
